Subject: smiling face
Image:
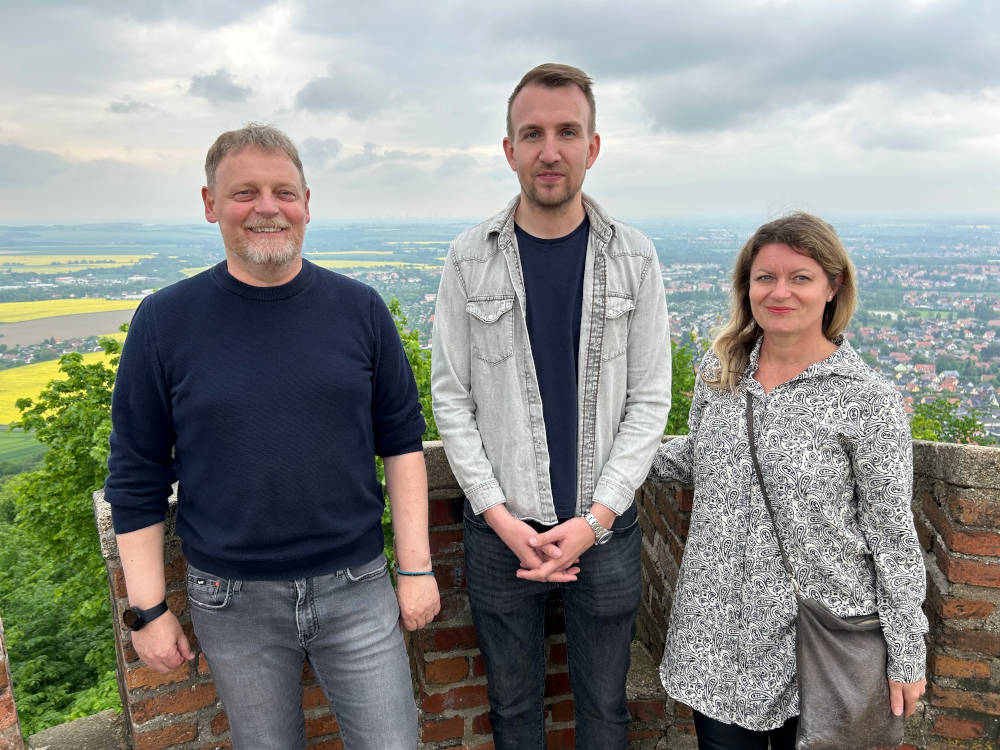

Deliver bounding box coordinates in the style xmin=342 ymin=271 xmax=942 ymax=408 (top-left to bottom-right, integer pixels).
xmin=748 ymin=243 xmax=838 ymax=344
xmin=202 ymin=146 xmax=310 ymax=281
xmin=502 ymin=83 xmax=600 ymax=214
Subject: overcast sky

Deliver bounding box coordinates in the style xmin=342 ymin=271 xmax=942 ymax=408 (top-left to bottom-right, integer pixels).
xmin=1 ymin=0 xmax=997 ymax=223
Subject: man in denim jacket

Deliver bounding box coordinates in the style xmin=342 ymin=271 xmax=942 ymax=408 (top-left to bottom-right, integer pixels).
xmin=431 ymin=64 xmax=671 ymax=750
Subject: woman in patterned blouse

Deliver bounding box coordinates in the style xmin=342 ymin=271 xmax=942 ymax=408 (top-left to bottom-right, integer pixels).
xmin=651 ymin=213 xmax=927 ymax=749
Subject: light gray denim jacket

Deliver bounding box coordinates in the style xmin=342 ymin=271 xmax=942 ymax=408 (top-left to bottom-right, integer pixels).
xmin=431 ymin=194 xmax=671 ymax=524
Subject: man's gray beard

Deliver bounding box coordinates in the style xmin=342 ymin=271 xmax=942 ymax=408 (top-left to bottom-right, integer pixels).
xmin=238 ymin=236 xmax=301 ymax=266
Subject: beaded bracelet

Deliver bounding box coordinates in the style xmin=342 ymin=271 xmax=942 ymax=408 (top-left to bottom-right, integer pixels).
xmin=396 ymin=567 xmax=435 ymax=576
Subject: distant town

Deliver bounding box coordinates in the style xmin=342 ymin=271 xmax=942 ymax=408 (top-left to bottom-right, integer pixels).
xmin=1 ymin=218 xmax=997 ymax=436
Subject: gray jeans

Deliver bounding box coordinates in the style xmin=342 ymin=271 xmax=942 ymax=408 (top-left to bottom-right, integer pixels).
xmin=186 ymin=554 xmax=417 ymax=750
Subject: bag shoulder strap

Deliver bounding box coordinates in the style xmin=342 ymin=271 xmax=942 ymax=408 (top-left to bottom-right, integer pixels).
xmin=745 ymin=392 xmax=799 ymax=593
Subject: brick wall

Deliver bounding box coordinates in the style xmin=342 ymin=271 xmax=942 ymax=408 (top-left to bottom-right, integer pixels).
xmin=414 ymin=446 xmax=670 ymax=750
xmin=86 ymin=440 xmax=1000 ymax=749
xmin=911 ymin=440 xmax=1000 ymax=750
xmin=640 ymin=439 xmax=1000 ymax=750
xmin=92 ymin=443 xmax=669 ymax=750
xmin=634 ymin=476 xmax=696 ymax=746
xmin=0 ymin=616 xmax=25 ymax=750
xmin=93 ymin=489 xmax=345 ymax=750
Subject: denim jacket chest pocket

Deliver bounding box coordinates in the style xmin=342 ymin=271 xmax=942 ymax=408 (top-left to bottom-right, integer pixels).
xmin=601 ymin=292 xmax=635 ymax=361
xmin=467 ymin=295 xmax=515 ymax=364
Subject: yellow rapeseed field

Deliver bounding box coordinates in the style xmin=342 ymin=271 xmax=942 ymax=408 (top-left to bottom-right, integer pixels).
xmin=308 ymin=250 xmax=392 ymax=255
xmin=182 ymin=259 xmax=444 ymax=276
xmin=0 ymin=345 xmax=122 ymax=424
xmin=0 ymin=253 xmax=153 ymax=272
xmin=0 ymin=299 xmax=140 ymax=323
xmin=311 ymin=260 xmax=441 ymax=270
xmin=0 ymin=254 xmax=152 ymax=274
xmin=384 ymin=241 xmax=450 ymax=246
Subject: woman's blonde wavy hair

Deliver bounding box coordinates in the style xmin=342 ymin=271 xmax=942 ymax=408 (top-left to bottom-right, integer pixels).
xmin=706 ymin=212 xmax=857 ymax=391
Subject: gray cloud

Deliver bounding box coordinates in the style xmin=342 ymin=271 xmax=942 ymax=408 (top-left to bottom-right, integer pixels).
xmin=108 ymin=97 xmax=155 ymax=114
xmin=435 ymin=154 xmax=481 ymax=179
xmin=335 ymin=142 xmax=379 ymax=172
xmin=189 ymin=68 xmax=252 ymax=104
xmin=291 ymin=0 xmax=999 ymax=135
xmin=1 ymin=0 xmax=998 ymax=220
xmin=295 ymin=62 xmax=391 ymax=119
xmin=301 ymin=137 xmax=343 ymax=168
xmin=0 ymin=144 xmax=68 ymax=185
xmin=847 ymin=104 xmax=985 ymax=153
xmin=333 ymin=142 xmax=431 ymax=173
xmin=382 ymin=149 xmax=430 ymax=161
xmin=19 ymin=0 xmax=275 ymax=27
xmin=590 ymin=0 xmax=1000 ymax=133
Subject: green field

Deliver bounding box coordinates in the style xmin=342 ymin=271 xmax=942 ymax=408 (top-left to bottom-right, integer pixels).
xmin=0 ymin=427 xmax=46 ymax=473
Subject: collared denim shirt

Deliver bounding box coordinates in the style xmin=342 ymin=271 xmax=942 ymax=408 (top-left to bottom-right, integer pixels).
xmin=431 ymin=194 xmax=671 ymax=524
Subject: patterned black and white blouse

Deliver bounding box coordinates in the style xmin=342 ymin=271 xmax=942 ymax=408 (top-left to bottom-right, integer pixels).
xmin=652 ymin=337 xmax=927 ymax=730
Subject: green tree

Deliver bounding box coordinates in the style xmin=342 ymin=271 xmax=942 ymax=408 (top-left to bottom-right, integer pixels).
xmin=666 ymin=333 xmax=709 ymax=436
xmin=388 ymin=298 xmax=438 ymax=441
xmin=380 ymin=300 xmax=440 ymax=564
xmin=859 ymin=350 xmax=880 ymax=369
xmin=12 ymin=337 xmax=120 ymax=599
xmin=910 ymin=398 xmax=993 ymax=445
xmin=1 ymin=335 xmax=123 ymax=735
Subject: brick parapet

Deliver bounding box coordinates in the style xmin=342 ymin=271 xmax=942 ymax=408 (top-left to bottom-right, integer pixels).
xmin=92 ymin=443 xmax=672 ymax=749
xmin=93 ymin=488 xmax=344 ymax=750
xmin=909 ymin=440 xmax=1000 ymax=749
xmin=0 ymin=616 xmax=25 ymax=750
xmin=83 ymin=439 xmax=1000 ymax=749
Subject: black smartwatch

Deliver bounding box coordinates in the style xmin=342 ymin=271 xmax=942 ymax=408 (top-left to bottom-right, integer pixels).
xmin=122 ymin=600 xmax=169 ymax=631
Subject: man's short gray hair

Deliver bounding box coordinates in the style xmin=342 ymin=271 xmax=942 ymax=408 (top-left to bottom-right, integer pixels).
xmin=204 ymin=123 xmax=306 ymax=189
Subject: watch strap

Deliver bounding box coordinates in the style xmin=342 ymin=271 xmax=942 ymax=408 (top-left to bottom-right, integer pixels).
xmin=123 ymin=600 xmax=169 ymax=631
xmin=583 ymin=511 xmax=613 ymax=545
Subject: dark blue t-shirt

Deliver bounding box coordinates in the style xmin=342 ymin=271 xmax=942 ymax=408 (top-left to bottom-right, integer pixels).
xmin=515 ymin=218 xmax=588 ymax=520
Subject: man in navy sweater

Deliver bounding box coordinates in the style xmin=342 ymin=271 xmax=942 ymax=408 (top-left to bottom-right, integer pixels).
xmin=105 ymin=124 xmax=439 ymax=749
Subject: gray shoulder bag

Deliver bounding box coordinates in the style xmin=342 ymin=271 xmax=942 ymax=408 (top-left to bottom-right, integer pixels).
xmin=745 ymin=393 xmax=904 ymax=750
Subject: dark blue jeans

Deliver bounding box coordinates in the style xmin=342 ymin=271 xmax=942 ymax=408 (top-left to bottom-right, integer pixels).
xmin=463 ymin=500 xmax=641 ymax=750
xmin=693 ymin=711 xmax=798 ymax=750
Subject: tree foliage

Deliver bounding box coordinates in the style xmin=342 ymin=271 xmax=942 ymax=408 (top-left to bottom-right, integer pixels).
xmin=389 ymin=298 xmax=438 ymax=441
xmin=910 ymin=398 xmax=993 ymax=445
xmin=666 ymin=333 xmax=708 ymax=436
xmin=0 ymin=335 xmax=123 ymax=736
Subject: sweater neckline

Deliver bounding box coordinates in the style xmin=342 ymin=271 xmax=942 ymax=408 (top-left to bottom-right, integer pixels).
xmin=210 ymin=258 xmax=316 ymax=301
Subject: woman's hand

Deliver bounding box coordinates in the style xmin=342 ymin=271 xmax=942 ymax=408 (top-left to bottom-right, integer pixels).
xmin=889 ymin=677 xmax=926 ymax=718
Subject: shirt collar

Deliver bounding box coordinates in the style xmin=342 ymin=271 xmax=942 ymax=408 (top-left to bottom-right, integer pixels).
xmin=486 ymin=192 xmax=616 ymax=247
xmin=745 ymin=335 xmax=870 ymax=385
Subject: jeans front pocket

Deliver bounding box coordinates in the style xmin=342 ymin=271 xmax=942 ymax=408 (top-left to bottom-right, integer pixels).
xmin=462 ymin=499 xmax=492 ymax=531
xmin=344 ymin=553 xmax=389 ymax=583
xmin=601 ymin=292 xmax=634 ymax=361
xmin=609 ymin=502 xmax=639 ymax=535
xmin=467 ymin=295 xmax=515 ymax=364
xmin=186 ymin=563 xmax=240 ymax=611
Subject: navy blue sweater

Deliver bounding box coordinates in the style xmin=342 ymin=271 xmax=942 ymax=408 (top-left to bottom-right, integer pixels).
xmin=105 ymin=259 xmax=425 ymax=579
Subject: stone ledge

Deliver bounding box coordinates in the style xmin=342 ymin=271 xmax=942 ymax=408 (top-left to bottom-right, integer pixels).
xmin=27 ymin=710 xmax=127 ymax=750
xmin=627 ymin=641 xmax=665 ymax=703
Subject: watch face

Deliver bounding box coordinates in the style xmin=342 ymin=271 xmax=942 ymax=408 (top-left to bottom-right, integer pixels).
xmin=122 ymin=608 xmax=142 ymax=630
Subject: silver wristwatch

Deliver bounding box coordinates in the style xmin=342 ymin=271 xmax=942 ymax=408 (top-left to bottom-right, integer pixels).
xmin=583 ymin=511 xmax=613 ymax=545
